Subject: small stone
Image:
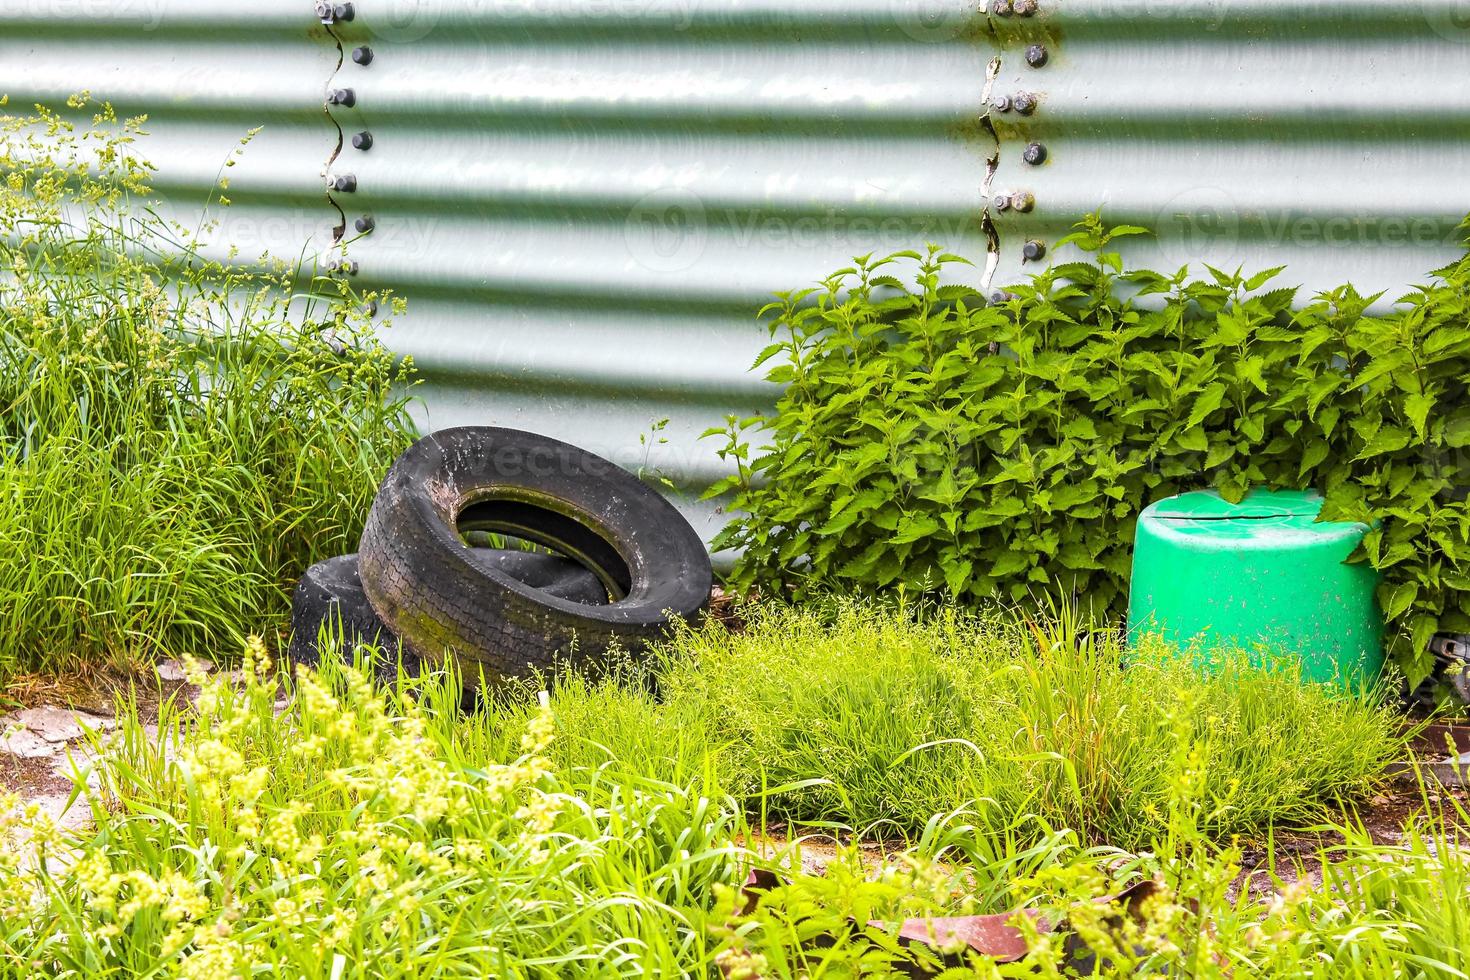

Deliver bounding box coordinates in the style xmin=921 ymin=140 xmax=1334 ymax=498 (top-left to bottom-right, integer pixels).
xmin=157 ymin=658 xmax=210 ymax=683
xmin=0 ymin=727 xmax=57 ymax=759
xmin=5 ymin=706 xmax=114 ymax=744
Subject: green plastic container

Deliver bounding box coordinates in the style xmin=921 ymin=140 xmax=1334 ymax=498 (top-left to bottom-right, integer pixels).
xmin=1128 ymin=488 xmax=1384 ymax=688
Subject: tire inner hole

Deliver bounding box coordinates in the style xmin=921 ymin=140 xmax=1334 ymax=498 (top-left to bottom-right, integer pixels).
xmin=456 ymin=499 xmax=630 ymax=607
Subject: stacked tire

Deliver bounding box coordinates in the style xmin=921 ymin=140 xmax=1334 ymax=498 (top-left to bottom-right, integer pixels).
xmin=291 ymin=427 xmax=712 ymax=687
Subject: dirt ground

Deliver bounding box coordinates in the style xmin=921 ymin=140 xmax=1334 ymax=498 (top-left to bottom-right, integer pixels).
xmin=0 ymin=663 xmax=190 ymax=836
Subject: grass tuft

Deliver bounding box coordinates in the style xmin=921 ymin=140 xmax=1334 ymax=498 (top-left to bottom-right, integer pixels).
xmin=0 ymin=102 xmax=414 ymax=674
xmin=494 ymin=601 xmax=1406 ymax=846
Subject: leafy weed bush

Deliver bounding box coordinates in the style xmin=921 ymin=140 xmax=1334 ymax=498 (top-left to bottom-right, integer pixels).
xmin=0 ymin=102 xmax=414 ymax=672
xmin=709 ymin=215 xmax=1470 ymax=680
xmin=491 ymin=602 xmax=1403 ymax=847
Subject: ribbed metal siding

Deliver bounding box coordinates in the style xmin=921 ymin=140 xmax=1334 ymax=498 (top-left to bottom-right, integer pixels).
xmin=0 ymin=1 xmax=342 ymax=268
xmin=322 ymin=1 xmax=997 ymax=539
xmin=4 ymin=1 xmax=1467 ymax=542
xmin=990 ymin=1 xmax=1470 ymax=298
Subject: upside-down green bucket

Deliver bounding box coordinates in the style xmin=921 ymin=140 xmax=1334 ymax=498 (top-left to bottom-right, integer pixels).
xmin=1127 ymin=488 xmax=1384 ymax=689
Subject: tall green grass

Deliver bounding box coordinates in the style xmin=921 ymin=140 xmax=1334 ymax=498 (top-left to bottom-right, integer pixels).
xmin=483 ymin=602 xmax=1405 ymax=847
xmin=0 ymin=102 xmax=414 ymax=673
xmin=0 ymin=640 xmax=1459 ymax=978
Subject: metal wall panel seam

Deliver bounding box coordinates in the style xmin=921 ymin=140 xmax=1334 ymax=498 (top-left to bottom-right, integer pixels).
xmin=318 ymin=1 xmax=354 ymax=270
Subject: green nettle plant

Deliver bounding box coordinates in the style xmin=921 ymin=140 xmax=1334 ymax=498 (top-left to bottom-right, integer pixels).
xmin=708 ymin=213 xmax=1470 ymax=681
xmin=0 ymin=99 xmax=415 ymax=673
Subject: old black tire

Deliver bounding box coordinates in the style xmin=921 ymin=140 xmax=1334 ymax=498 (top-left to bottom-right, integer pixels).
xmin=288 ymin=554 xmax=419 ymax=684
xmin=358 ymin=427 xmax=711 ymax=684
xmin=464 ymin=548 xmax=611 ymax=607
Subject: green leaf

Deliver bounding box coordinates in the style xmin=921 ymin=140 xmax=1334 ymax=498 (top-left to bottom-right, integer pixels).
xmin=1244 ymin=266 xmax=1287 ymax=291
xmin=1204 ymin=440 xmax=1236 ymax=469
xmin=1444 ymin=411 xmax=1470 ymax=448
xmin=1378 ymin=580 xmax=1418 ymax=621
xmin=990 ymin=550 xmax=1030 ymax=578
xmin=942 ymin=559 xmax=974 ymax=596
xmin=1404 ymin=391 xmax=1434 ymax=440
xmin=1186 ymin=383 xmax=1226 ymax=430
xmin=750 ymin=341 xmax=790 ymax=370
xmin=892 ymin=513 xmax=941 ymax=544
xmin=1175 ymin=426 xmax=1208 ymax=453
xmin=1354 ymin=426 xmax=1412 ymax=461
xmin=1410 ymin=614 xmax=1440 ymax=664
xmin=1298 ymin=439 xmax=1330 ymax=476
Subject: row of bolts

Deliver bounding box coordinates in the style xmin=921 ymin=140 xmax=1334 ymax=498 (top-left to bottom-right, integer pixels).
xmin=319 ymin=2 xmax=369 ymax=277
xmin=998 ymin=14 xmax=1052 ymax=279
xmin=320 ymin=1 xmax=1053 ymax=289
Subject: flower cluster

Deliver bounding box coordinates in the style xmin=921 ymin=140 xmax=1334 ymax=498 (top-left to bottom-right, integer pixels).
xmin=44 ymin=641 xmax=566 ymax=975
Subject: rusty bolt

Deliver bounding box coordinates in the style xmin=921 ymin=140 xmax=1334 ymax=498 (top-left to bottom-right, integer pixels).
xmin=1022 ymin=142 xmax=1048 ymax=165
xmin=993 ymin=194 xmax=1012 ymax=212
xmin=352 ymin=45 xmax=374 ymax=65
xmin=354 ymin=214 xmax=375 ymax=234
xmin=992 ymin=0 xmax=1013 ymax=14
xmin=1012 ymin=191 xmax=1036 ymax=212
xmin=327 ymin=88 xmax=356 ymax=107
xmin=1014 ymin=0 xmax=1038 ymax=14
xmin=1023 ymin=239 xmax=1047 ymax=262
xmin=991 ymin=94 xmax=1012 ymax=113
xmin=333 ymin=2 xmax=355 ymax=21
xmin=1025 ymin=44 xmax=1049 ymax=67
xmin=351 ymin=130 xmax=373 ymax=150
xmin=1012 ymin=91 xmax=1037 ymax=115
xmin=332 ymin=174 xmax=358 ymax=193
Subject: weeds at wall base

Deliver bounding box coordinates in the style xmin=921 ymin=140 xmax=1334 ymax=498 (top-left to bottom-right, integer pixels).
xmin=481 ymin=601 xmax=1405 ymax=849
xmin=708 ymin=213 xmax=1470 ymax=686
xmin=0 ymin=101 xmax=415 ymax=676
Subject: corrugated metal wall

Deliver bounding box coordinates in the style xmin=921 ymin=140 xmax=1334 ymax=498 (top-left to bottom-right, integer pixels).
xmin=991 ymin=0 xmax=1470 ymax=303
xmin=0 ymin=1 xmax=342 ymax=267
xmin=321 ymin=0 xmax=997 ymax=541
xmin=4 ymin=0 xmax=1467 ymax=542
